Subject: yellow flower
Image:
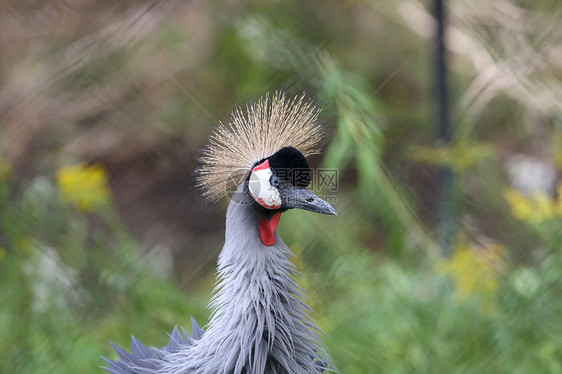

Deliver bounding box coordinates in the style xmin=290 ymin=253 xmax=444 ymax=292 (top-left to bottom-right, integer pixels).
xmin=440 ymin=242 xmax=504 ymax=302
xmin=531 ymin=192 xmax=555 ymax=223
xmin=56 ymin=163 xmax=112 ymax=213
xmin=504 ymin=188 xmax=533 ymax=221
xmin=504 ymin=187 xmax=562 ymax=224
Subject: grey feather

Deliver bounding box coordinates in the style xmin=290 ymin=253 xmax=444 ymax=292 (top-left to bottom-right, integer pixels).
xmin=102 ymin=325 xmax=195 ymax=373
xmin=103 ymin=182 xmax=336 ymax=374
xmin=191 ymin=317 xmax=205 ymax=340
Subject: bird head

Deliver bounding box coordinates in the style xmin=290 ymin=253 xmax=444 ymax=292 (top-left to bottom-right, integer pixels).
xmin=196 ymin=91 xmax=337 ymax=221
xmin=248 ymin=146 xmax=336 ymax=215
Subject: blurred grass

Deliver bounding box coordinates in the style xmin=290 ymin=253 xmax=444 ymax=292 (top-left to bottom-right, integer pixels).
xmin=1 ymin=1 xmax=562 ymax=373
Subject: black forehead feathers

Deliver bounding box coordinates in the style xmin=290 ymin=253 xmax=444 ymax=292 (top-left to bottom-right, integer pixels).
xmin=268 ymin=147 xmax=312 ymax=187
xmin=268 ymin=146 xmax=309 ymax=170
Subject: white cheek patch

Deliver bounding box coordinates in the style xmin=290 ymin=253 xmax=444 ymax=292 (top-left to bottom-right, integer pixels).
xmin=248 ymin=160 xmax=282 ymax=209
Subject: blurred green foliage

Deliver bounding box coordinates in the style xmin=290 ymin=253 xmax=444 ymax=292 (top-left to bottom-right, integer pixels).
xmin=0 ymin=166 xmax=209 ymax=373
xmin=1 ymin=1 xmax=562 ymax=373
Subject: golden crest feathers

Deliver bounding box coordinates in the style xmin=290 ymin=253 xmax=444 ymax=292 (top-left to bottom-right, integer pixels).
xmin=196 ymin=91 xmax=323 ymax=202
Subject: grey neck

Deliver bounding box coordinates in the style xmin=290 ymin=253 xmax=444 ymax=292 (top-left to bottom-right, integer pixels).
xmin=162 ymin=181 xmax=332 ymax=374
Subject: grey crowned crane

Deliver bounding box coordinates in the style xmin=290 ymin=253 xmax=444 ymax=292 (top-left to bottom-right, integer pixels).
xmin=103 ymin=91 xmax=338 ymax=374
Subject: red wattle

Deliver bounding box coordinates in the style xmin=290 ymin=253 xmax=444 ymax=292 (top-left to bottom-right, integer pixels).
xmin=259 ymin=212 xmax=281 ymax=246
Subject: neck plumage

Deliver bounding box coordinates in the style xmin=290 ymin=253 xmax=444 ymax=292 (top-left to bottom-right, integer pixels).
xmin=163 ymin=182 xmax=331 ymax=374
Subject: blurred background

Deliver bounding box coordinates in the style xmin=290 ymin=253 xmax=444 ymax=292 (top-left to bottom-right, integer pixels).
xmin=1 ymin=0 xmax=561 ymax=373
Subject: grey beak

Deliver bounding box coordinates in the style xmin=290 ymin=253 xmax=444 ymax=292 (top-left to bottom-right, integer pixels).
xmin=280 ymin=185 xmax=337 ymax=215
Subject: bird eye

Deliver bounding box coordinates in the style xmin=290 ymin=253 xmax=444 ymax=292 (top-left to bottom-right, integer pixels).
xmin=270 ymin=174 xmax=280 ymax=188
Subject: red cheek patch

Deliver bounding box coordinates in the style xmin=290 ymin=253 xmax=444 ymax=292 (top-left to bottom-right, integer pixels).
xmin=259 ymin=212 xmax=282 ymax=246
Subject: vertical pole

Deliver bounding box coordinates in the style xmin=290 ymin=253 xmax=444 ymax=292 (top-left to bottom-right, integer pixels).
xmin=435 ymin=0 xmax=454 ymax=256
